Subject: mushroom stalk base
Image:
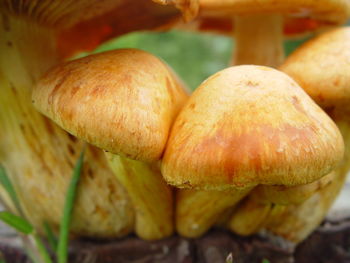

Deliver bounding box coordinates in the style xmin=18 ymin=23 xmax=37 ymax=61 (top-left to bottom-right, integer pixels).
xmin=228 ymin=199 xmax=281 ymax=236
xmin=176 ymin=188 xmax=251 ymax=238
xmin=106 ymin=154 xmax=174 ymax=240
xmin=233 ymin=14 xmax=284 ymax=67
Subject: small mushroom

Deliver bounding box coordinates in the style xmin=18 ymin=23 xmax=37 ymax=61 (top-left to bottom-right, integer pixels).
xmin=162 ymin=65 xmax=344 ymax=237
xmin=33 ymin=48 xmax=189 ymax=240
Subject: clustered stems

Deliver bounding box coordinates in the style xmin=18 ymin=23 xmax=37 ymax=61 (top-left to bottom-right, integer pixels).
xmin=233 ymin=14 xmax=285 ymax=67
xmin=1 ymin=1 xmax=350 ymax=251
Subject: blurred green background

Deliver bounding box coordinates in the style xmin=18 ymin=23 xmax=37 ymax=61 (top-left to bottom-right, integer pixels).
xmin=80 ymin=30 xmax=308 ymax=91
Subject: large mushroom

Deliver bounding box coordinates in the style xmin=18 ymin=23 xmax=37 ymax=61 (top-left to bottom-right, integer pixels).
xmin=0 ymin=0 xmax=181 ymax=237
xmin=156 ymin=0 xmax=350 ymax=238
xmin=161 ymin=65 xmax=344 ymax=237
xmin=32 ymin=48 xmax=189 ymax=240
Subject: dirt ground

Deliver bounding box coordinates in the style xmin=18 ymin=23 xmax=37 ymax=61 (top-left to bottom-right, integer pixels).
xmin=0 ymin=179 xmax=349 ymax=263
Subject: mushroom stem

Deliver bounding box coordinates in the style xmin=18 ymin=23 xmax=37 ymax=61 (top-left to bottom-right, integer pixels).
xmin=106 ymin=154 xmax=173 ymax=240
xmin=0 ymin=15 xmax=134 ymax=237
xmin=176 ymin=188 xmax=251 ymax=237
xmin=228 ymin=201 xmax=278 ymax=236
xmin=233 ymin=14 xmax=285 ymax=67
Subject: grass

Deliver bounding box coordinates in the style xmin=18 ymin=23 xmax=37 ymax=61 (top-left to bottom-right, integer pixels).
xmin=57 ymin=149 xmax=85 ymax=263
xmin=0 ymin=148 xmax=85 ymax=263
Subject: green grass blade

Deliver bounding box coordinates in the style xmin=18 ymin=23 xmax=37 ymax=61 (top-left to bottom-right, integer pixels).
xmin=262 ymin=259 xmax=271 ymax=263
xmin=33 ymin=235 xmax=53 ymax=263
xmin=0 ymin=211 xmax=33 ymax=234
xmin=0 ymin=252 xmax=7 ymax=263
xmin=57 ymin=149 xmax=85 ymax=263
xmin=0 ymin=165 xmax=22 ymax=213
xmin=43 ymin=222 xmax=58 ymax=252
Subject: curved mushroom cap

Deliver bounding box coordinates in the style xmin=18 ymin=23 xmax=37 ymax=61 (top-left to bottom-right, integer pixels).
xmin=162 ymin=65 xmax=344 ymax=190
xmin=280 ymin=27 xmax=350 ymax=117
xmin=33 ymin=49 xmax=189 ymax=162
xmin=170 ymin=0 xmax=350 ymax=37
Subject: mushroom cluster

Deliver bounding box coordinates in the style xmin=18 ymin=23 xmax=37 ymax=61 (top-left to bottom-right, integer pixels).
xmin=0 ymin=0 xmax=349 ymax=249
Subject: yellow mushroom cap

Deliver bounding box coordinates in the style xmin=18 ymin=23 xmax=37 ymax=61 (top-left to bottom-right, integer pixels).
xmin=33 ymin=49 xmax=188 ymax=162
xmin=280 ymin=27 xmax=350 ymax=117
xmin=162 ymin=65 xmax=344 ymax=190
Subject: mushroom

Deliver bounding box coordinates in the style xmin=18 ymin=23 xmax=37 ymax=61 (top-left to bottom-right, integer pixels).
xmin=228 ymin=171 xmax=335 ymax=236
xmin=155 ymin=0 xmax=350 ymax=236
xmin=158 ymin=0 xmax=350 ymax=67
xmin=32 ymin=48 xmax=189 ymax=240
xmin=261 ymin=26 xmax=350 ymax=243
xmin=161 ymin=65 xmax=344 ymax=237
xmin=0 ymin=0 xmax=181 ymax=237
xmin=264 ymin=169 xmax=345 ymax=243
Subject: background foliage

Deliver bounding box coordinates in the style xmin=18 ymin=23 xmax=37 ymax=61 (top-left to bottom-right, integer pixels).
xmin=79 ymin=30 xmax=309 ymax=91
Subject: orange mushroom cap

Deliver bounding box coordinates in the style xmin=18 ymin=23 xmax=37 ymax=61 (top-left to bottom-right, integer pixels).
xmin=280 ymin=27 xmax=350 ymax=118
xmin=162 ymin=65 xmax=344 ymax=190
xmin=33 ymin=49 xmax=188 ymax=162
